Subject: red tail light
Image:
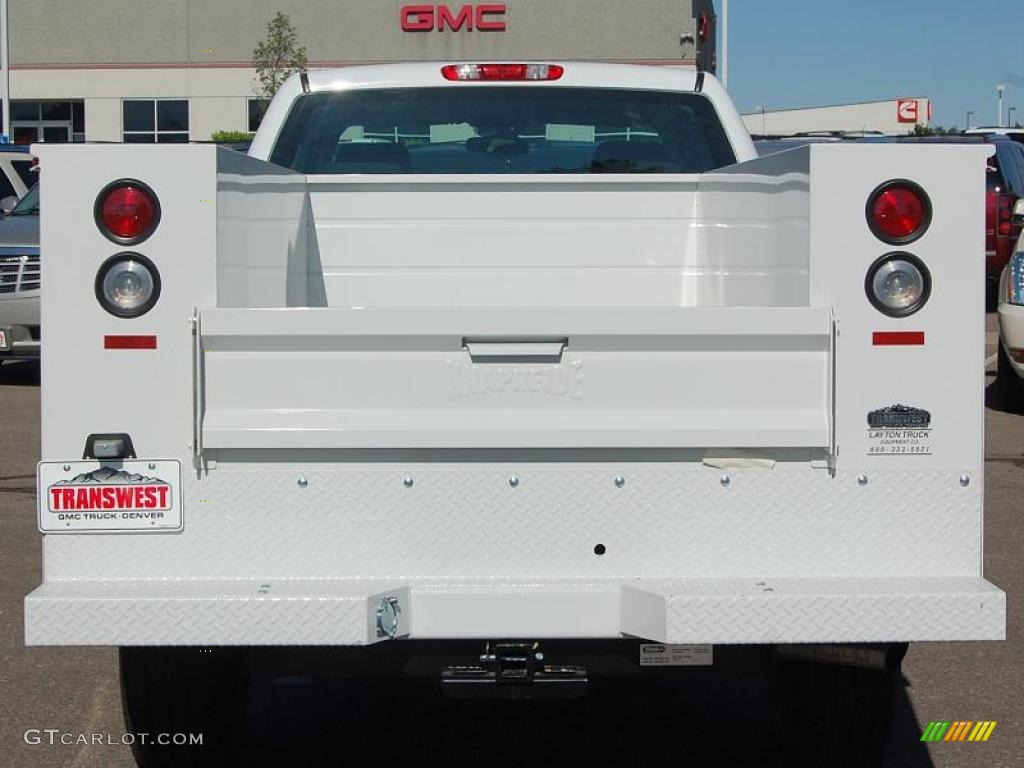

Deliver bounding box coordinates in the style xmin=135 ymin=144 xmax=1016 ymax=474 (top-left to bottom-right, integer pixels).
xmin=441 ymin=64 xmax=564 ymax=81
xmin=867 ymin=180 xmax=931 ymax=244
xmin=986 ymin=190 xmax=997 ymax=246
xmin=95 ymin=180 xmax=160 ymax=244
xmin=997 ymin=195 xmax=1014 ymax=237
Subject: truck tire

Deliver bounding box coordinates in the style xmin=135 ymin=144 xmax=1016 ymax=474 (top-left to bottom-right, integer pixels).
xmin=773 ymin=655 xmax=899 ymax=768
xmin=996 ymin=343 xmax=1023 ymax=411
xmin=119 ymin=647 xmax=250 ymax=768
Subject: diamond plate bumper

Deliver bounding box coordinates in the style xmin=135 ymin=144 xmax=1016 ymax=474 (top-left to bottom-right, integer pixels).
xmin=24 ymin=576 xmax=1005 ymax=646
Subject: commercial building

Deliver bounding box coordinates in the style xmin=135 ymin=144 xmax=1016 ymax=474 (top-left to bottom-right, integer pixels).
xmin=3 ymin=0 xmax=716 ymax=144
xmin=742 ymin=98 xmax=932 ymax=137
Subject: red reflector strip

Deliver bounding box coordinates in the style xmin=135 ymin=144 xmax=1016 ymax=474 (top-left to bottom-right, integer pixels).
xmin=104 ymin=335 xmax=157 ymax=350
xmin=873 ymin=331 xmax=925 ymax=347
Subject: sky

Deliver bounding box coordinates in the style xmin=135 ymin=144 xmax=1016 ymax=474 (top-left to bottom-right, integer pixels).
xmin=723 ymin=0 xmax=1024 ymax=128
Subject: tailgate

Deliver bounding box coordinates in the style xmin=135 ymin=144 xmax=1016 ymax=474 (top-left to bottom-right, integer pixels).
xmin=195 ymin=306 xmax=833 ymax=452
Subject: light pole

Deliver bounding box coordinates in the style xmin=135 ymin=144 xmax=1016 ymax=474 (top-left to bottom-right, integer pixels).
xmin=0 ymin=0 xmax=8 ymax=142
xmin=1010 ymin=107 xmax=1018 ymax=128
xmin=966 ymin=110 xmax=974 ymax=130
xmin=997 ymin=84 xmax=1006 ymax=127
xmin=721 ymin=0 xmax=729 ymax=91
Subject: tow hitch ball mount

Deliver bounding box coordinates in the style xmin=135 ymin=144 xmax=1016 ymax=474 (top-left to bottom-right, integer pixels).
xmin=441 ymin=641 xmax=588 ymax=699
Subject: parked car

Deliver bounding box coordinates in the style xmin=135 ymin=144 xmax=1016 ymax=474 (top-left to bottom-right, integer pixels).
xmin=0 ymin=145 xmax=36 ymax=212
xmin=985 ymin=139 xmax=1024 ymax=281
xmin=996 ymin=199 xmax=1024 ymax=403
xmin=0 ymin=182 xmax=40 ymax=360
xmin=964 ymin=126 xmax=1024 ymax=146
xmin=864 ymin=135 xmax=1024 ymax=289
xmin=754 ymin=136 xmax=848 ymax=156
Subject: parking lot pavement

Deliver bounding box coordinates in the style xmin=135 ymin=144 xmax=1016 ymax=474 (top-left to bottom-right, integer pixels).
xmin=1 ymin=314 xmax=1020 ymax=767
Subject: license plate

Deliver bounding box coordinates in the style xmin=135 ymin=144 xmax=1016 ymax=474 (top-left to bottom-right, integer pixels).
xmin=0 ymin=329 xmax=7 ymax=350
xmin=37 ymin=460 xmax=183 ymax=533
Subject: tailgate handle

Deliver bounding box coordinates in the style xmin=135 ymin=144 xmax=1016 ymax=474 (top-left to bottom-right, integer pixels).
xmin=463 ymin=339 xmax=567 ymax=364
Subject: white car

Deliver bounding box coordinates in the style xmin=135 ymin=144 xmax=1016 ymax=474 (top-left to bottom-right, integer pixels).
xmin=0 ymin=183 xmax=40 ymax=360
xmin=996 ymin=199 xmax=1024 ymax=400
xmin=0 ymin=146 xmax=36 ymax=211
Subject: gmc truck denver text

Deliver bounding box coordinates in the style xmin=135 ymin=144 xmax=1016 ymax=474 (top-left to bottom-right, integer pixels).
xmin=27 ymin=63 xmax=1003 ymax=766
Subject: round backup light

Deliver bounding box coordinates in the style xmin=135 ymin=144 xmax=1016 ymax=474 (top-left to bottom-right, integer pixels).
xmin=95 ymin=180 xmax=160 ymax=244
xmin=867 ymin=180 xmax=931 ymax=244
xmin=865 ymin=253 xmax=931 ymax=317
xmin=95 ymin=253 xmax=161 ymax=318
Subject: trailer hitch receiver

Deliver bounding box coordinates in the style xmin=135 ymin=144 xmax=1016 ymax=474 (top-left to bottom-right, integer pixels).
xmin=442 ymin=642 xmax=587 ymax=699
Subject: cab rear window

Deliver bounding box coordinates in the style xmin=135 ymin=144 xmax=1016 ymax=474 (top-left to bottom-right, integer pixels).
xmin=269 ymin=87 xmax=736 ymax=175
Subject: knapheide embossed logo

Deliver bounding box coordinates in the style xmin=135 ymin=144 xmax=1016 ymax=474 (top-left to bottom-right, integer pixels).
xmin=448 ymin=360 xmax=583 ymax=401
xmin=47 ymin=467 xmax=172 ymax=513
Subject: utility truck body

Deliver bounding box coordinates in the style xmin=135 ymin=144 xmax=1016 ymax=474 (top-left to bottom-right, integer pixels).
xmin=26 ymin=62 xmax=1003 ymax=765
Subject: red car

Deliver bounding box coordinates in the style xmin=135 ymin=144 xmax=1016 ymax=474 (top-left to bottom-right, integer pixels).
xmin=986 ymin=139 xmax=1024 ymax=280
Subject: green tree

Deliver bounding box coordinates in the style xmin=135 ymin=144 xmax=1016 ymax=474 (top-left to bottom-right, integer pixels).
xmin=910 ymin=124 xmax=961 ymax=136
xmin=253 ymin=12 xmax=308 ymax=99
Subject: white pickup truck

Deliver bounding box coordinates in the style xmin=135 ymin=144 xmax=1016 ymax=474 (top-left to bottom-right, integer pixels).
xmin=27 ymin=62 xmax=1004 ymax=766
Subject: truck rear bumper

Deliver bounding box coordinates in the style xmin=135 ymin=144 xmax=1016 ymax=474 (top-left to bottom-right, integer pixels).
xmin=24 ymin=576 xmax=1005 ymax=646
xmin=0 ymin=323 xmax=39 ymax=357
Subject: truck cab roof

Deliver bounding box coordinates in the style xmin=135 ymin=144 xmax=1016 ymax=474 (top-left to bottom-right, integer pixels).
xmin=302 ymin=61 xmax=703 ymax=92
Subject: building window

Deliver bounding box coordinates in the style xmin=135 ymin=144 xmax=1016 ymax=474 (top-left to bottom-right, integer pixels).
xmin=123 ymin=100 xmax=189 ymax=143
xmin=9 ymin=100 xmax=85 ymax=143
xmin=248 ymin=99 xmax=271 ymax=132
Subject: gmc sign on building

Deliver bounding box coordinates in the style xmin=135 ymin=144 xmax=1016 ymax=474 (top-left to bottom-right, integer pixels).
xmin=388 ymin=0 xmax=715 ymax=69
xmin=401 ymin=4 xmax=508 ymax=32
